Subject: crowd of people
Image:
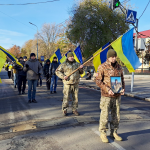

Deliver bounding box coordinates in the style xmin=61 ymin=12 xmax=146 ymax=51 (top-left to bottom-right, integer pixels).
xmin=4 ymin=53 xmax=60 ymax=103
xmin=3 ymin=49 xmax=125 ymax=143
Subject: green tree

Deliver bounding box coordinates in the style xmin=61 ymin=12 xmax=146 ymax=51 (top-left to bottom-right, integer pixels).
xmin=67 ymin=0 xmax=129 ymax=58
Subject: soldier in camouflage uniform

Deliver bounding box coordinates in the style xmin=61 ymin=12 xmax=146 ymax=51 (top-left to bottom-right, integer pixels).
xmin=95 ymin=49 xmax=125 ymax=143
xmin=55 ymin=52 xmax=83 ymax=116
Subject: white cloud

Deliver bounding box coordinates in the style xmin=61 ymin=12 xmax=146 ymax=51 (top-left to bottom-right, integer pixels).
xmin=0 ymin=29 xmax=26 ymax=36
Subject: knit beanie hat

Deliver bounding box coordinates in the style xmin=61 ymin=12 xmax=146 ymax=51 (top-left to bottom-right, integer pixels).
xmin=53 ymin=57 xmax=57 ymax=59
xmin=67 ymin=52 xmax=74 ymax=58
xmin=107 ymin=49 xmax=117 ymax=58
xmin=30 ymin=53 xmax=36 ymax=58
xmin=23 ymin=56 xmax=27 ymax=59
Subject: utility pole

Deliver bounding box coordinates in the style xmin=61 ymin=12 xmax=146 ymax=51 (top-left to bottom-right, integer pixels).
xmin=29 ymin=22 xmax=38 ymax=59
xmin=131 ymin=19 xmax=138 ymax=92
xmin=109 ymin=0 xmax=138 ymax=92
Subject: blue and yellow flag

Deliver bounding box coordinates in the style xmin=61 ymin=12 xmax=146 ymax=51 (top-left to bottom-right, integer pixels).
xmin=111 ymin=28 xmax=141 ymax=72
xmin=73 ymin=46 xmax=83 ymax=64
xmin=0 ymin=46 xmax=23 ymax=67
xmin=59 ymin=46 xmax=85 ymax=77
xmin=60 ymin=46 xmax=83 ymax=64
xmin=50 ymin=49 xmax=62 ymax=63
xmin=0 ymin=50 xmax=7 ymax=71
xmin=73 ymin=46 xmax=85 ymax=77
xmin=59 ymin=50 xmax=71 ymax=64
xmin=93 ymin=42 xmax=110 ymax=72
xmin=0 ymin=49 xmax=7 ymax=84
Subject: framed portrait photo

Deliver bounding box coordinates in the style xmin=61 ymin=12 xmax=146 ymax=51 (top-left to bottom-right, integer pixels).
xmin=110 ymin=76 xmax=122 ymax=94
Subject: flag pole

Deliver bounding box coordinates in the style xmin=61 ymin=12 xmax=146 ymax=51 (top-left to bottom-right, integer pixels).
xmin=67 ymin=34 xmax=125 ymax=77
xmin=67 ymin=43 xmax=112 ymax=77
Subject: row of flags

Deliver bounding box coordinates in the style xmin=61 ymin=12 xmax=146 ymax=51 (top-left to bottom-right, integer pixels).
xmin=0 ymin=27 xmax=141 ymax=84
xmin=50 ymin=28 xmax=141 ymax=74
xmin=50 ymin=46 xmax=86 ymax=77
xmin=50 ymin=45 xmax=83 ymax=65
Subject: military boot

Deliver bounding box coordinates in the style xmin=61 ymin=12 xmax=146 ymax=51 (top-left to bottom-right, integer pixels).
xmin=110 ymin=130 xmax=122 ymax=141
xmin=72 ymin=110 xmax=80 ymax=116
xmin=63 ymin=110 xmax=67 ymax=116
xmin=100 ymin=133 xmax=109 ymax=143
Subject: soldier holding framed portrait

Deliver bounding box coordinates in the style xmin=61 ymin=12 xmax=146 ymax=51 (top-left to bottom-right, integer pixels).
xmin=95 ymin=49 xmax=125 ymax=143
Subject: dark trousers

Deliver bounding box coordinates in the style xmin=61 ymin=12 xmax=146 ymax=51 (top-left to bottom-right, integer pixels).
xmin=46 ymin=75 xmax=51 ymax=90
xmin=37 ymin=76 xmax=42 ymax=87
xmin=8 ymin=71 xmax=11 ymax=79
xmin=18 ymin=75 xmax=26 ymax=93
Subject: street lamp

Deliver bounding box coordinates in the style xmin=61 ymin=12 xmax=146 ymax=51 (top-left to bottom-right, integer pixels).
xmin=29 ymin=22 xmax=38 ymax=59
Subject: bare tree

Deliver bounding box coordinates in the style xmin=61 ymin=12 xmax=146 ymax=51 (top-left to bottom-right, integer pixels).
xmin=36 ymin=23 xmax=63 ymax=58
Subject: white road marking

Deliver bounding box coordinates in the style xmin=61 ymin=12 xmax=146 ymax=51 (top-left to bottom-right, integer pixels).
xmin=92 ymin=128 xmax=126 ymax=150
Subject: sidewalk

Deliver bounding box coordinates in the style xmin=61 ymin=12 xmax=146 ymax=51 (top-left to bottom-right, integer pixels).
xmin=80 ymin=75 xmax=150 ymax=102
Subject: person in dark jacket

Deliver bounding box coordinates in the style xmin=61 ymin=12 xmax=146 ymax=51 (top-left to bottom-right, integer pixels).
xmin=23 ymin=53 xmax=43 ymax=103
xmin=86 ymin=70 xmax=92 ymax=80
xmin=43 ymin=59 xmax=51 ymax=90
xmin=37 ymin=59 xmax=43 ymax=87
xmin=15 ymin=57 xmax=27 ymax=95
xmin=49 ymin=57 xmax=59 ymax=94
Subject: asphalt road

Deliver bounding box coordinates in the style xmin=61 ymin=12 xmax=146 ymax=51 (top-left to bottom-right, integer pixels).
xmin=0 ymin=69 xmax=150 ymax=150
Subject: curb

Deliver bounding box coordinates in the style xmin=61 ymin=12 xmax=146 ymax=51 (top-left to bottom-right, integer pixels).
xmin=125 ymin=93 xmax=150 ymax=102
xmin=80 ymin=82 xmax=150 ymax=102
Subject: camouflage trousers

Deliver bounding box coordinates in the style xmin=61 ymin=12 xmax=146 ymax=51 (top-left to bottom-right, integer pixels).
xmin=99 ymin=96 xmax=121 ymax=133
xmin=62 ymin=84 xmax=79 ymax=111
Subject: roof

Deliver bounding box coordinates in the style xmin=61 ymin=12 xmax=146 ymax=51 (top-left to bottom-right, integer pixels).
xmin=133 ymin=30 xmax=150 ymax=38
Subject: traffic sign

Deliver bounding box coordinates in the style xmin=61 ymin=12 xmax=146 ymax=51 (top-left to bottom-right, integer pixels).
xmin=126 ymin=9 xmax=137 ymax=24
xmin=41 ymin=56 xmax=44 ymax=61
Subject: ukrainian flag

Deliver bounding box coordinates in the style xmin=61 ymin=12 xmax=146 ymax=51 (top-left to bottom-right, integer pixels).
xmin=59 ymin=46 xmax=85 ymax=77
xmin=59 ymin=50 xmax=71 ymax=64
xmin=60 ymin=46 xmax=83 ymax=64
xmin=0 ymin=46 xmax=23 ymax=67
xmin=73 ymin=45 xmax=83 ymax=64
xmin=111 ymin=28 xmax=141 ymax=72
xmin=0 ymin=50 xmax=7 ymax=84
xmin=50 ymin=49 xmax=62 ymax=63
xmin=0 ymin=50 xmax=7 ymax=71
xmin=73 ymin=46 xmax=85 ymax=77
xmin=93 ymin=42 xmax=110 ymax=72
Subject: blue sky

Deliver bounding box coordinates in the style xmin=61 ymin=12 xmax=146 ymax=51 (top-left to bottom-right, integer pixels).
xmin=0 ymin=0 xmax=150 ymax=49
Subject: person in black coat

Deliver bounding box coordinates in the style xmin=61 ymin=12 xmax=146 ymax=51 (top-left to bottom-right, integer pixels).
xmin=15 ymin=56 xmax=27 ymax=95
xmin=86 ymin=70 xmax=92 ymax=80
xmin=43 ymin=59 xmax=51 ymax=90
xmin=49 ymin=57 xmax=59 ymax=94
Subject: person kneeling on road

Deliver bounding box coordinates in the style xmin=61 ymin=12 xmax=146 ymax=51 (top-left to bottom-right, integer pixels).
xmin=55 ymin=52 xmax=83 ymax=116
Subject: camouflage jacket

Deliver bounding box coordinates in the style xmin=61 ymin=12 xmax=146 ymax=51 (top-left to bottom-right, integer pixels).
xmin=55 ymin=59 xmax=83 ymax=85
xmin=95 ymin=59 xmax=125 ymax=98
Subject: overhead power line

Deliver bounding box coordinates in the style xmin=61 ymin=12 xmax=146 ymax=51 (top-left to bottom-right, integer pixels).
xmin=0 ymin=0 xmax=60 ymax=5
xmin=139 ymin=0 xmax=150 ymax=19
xmin=0 ymin=10 xmax=36 ymax=31
xmin=0 ymin=9 xmax=70 ymax=31
xmin=121 ymin=0 xmax=131 ymax=4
